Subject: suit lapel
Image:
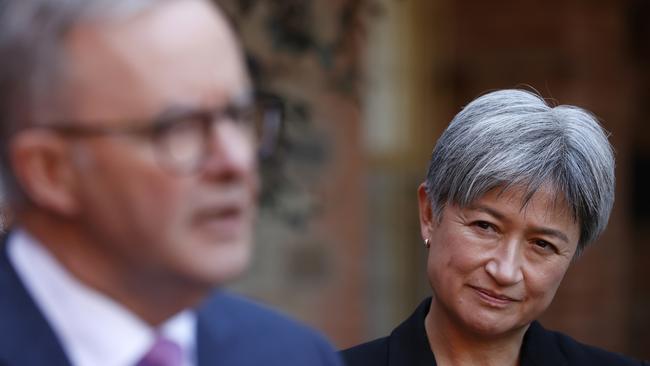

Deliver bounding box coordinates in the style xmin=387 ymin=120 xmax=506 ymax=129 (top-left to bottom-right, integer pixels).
xmin=195 ymin=310 xmax=220 ymax=366
xmin=195 ymin=292 xmax=226 ymax=366
xmin=0 ymin=232 xmax=71 ymax=366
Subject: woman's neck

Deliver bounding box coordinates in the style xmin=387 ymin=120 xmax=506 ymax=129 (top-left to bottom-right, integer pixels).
xmin=424 ymin=299 xmax=529 ymax=366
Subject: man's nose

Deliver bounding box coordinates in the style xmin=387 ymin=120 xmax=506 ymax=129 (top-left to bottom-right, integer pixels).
xmin=201 ymin=121 xmax=256 ymax=178
xmin=484 ymin=238 xmax=524 ymax=286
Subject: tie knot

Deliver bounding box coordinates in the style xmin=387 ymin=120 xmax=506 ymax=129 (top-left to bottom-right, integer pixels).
xmin=136 ymin=336 xmax=183 ymax=366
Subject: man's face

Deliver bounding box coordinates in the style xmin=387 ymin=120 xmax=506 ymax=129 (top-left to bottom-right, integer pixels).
xmin=58 ymin=0 xmax=257 ymax=289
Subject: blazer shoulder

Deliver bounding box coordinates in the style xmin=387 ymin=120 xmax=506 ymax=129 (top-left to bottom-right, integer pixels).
xmin=341 ymin=337 xmax=389 ymax=366
xmin=197 ymin=291 xmax=342 ymax=366
xmin=548 ymin=329 xmax=644 ymax=366
xmin=200 ymin=291 xmax=324 ymax=338
xmin=0 ymin=234 xmax=71 ymax=366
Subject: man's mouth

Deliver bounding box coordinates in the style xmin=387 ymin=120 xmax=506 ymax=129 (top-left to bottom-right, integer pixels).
xmin=192 ymin=204 xmax=249 ymax=239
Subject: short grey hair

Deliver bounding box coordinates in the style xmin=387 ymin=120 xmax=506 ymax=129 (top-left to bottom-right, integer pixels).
xmin=424 ymin=89 xmax=615 ymax=255
xmin=0 ymin=0 xmax=173 ymax=203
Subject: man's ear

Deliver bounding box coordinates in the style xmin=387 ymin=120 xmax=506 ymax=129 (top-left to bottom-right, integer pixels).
xmin=10 ymin=131 xmax=80 ymax=215
xmin=417 ymin=183 xmax=436 ymax=241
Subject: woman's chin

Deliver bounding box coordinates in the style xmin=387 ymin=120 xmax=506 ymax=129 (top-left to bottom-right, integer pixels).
xmin=455 ymin=310 xmax=530 ymax=339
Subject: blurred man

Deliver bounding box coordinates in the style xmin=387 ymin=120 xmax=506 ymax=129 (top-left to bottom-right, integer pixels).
xmin=0 ymin=0 xmax=341 ymax=365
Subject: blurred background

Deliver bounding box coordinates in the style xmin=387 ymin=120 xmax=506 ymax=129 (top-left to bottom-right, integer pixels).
xmin=0 ymin=0 xmax=645 ymax=361
xmin=231 ymin=0 xmax=648 ymax=359
xmin=218 ymin=0 xmax=650 ymax=359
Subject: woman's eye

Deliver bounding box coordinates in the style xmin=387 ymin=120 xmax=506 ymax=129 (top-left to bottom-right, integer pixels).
xmin=533 ymin=239 xmax=557 ymax=253
xmin=474 ymin=221 xmax=494 ymax=231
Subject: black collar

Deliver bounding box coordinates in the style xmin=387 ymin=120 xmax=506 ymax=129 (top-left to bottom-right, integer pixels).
xmin=520 ymin=320 xmax=567 ymax=366
xmin=387 ymin=297 xmax=567 ymax=366
xmin=387 ymin=298 xmax=437 ymax=365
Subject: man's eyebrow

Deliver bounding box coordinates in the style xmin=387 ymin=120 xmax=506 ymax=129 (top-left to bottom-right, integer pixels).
xmin=468 ymin=204 xmax=570 ymax=243
xmin=155 ymin=89 xmax=254 ymax=117
xmin=151 ymin=105 xmax=199 ymax=122
xmin=153 ymin=93 xmax=253 ymax=121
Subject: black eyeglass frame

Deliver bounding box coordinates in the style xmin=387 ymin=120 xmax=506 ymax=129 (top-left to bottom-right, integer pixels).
xmin=25 ymin=94 xmax=284 ymax=175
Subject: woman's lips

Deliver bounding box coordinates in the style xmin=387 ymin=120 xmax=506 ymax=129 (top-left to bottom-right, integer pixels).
xmin=469 ymin=285 xmax=521 ymax=308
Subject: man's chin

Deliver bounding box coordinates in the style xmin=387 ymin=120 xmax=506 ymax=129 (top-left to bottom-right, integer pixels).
xmin=188 ymin=242 xmax=252 ymax=286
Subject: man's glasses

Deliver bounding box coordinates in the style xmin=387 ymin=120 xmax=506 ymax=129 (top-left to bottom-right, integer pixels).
xmin=34 ymin=96 xmax=283 ymax=175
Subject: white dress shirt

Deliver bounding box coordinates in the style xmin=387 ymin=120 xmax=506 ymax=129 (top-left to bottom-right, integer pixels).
xmin=7 ymin=228 xmax=197 ymax=366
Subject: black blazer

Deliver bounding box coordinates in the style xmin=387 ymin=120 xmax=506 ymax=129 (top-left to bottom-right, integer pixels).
xmin=342 ymin=298 xmax=647 ymax=366
xmin=0 ymin=234 xmax=342 ymax=366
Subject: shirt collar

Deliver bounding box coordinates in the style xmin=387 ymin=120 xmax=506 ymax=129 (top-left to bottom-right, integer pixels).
xmin=7 ymin=228 xmax=197 ymax=366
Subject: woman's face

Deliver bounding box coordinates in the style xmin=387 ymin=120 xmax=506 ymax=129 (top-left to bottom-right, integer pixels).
xmin=418 ymin=184 xmax=580 ymax=338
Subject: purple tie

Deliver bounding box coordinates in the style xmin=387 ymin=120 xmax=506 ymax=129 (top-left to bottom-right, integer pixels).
xmin=135 ymin=337 xmax=183 ymax=366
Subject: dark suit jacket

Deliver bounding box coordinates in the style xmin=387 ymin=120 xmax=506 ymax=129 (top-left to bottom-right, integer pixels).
xmin=342 ymin=298 xmax=647 ymax=366
xmin=0 ymin=235 xmax=342 ymax=366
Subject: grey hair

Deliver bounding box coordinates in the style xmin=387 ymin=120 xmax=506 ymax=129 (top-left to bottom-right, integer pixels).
xmin=0 ymin=0 xmax=173 ymax=203
xmin=424 ymin=89 xmax=615 ymax=256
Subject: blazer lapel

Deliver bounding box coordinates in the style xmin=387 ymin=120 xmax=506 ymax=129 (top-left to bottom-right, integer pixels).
xmin=0 ymin=232 xmax=71 ymax=366
xmin=195 ymin=292 xmax=231 ymax=366
xmin=387 ymin=298 xmax=437 ymax=366
xmin=195 ymin=310 xmax=220 ymax=366
xmin=519 ymin=321 xmax=568 ymax=366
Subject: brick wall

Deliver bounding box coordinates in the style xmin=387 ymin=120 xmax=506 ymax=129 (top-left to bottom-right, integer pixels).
xmin=221 ymin=0 xmax=649 ymax=358
xmin=435 ymin=0 xmax=648 ymax=358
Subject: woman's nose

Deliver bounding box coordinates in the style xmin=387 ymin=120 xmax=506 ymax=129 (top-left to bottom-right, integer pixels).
xmin=484 ymin=239 xmax=524 ymax=285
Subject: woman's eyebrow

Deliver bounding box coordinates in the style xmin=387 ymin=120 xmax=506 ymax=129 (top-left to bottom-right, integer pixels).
xmin=470 ymin=205 xmax=506 ymax=220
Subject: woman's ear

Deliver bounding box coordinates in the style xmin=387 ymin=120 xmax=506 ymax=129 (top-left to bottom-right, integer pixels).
xmin=10 ymin=131 xmax=80 ymax=216
xmin=418 ymin=183 xmax=435 ymax=241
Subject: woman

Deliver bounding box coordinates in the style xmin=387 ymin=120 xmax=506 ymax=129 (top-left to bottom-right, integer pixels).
xmin=342 ymin=90 xmax=646 ymax=365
